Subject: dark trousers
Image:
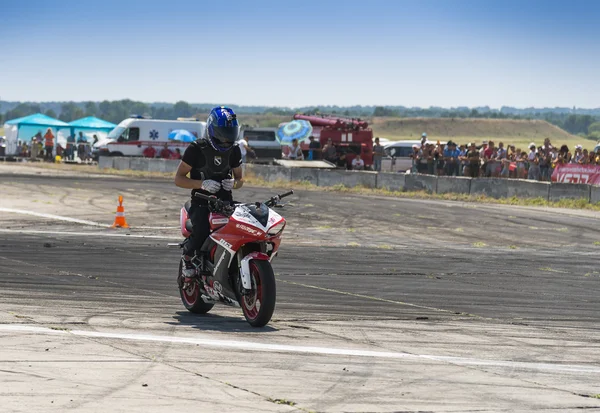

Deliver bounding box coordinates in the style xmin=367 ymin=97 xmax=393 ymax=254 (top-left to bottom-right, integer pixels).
xmin=469 ymin=164 xmax=480 ymax=178
xmin=183 ymin=204 xmax=210 ymax=258
xmin=446 ymin=162 xmax=458 ymax=176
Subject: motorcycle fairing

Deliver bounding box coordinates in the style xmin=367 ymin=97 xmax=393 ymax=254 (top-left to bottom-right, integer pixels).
xmin=232 ymin=204 xmax=283 ymax=233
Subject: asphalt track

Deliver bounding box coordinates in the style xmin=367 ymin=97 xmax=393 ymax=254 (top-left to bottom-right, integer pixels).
xmin=1 ymin=167 xmax=600 ymax=412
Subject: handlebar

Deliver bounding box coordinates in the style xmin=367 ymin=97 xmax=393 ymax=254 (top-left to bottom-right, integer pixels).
xmin=265 ymin=190 xmax=294 ymax=207
xmin=194 ymin=189 xmax=294 ymax=212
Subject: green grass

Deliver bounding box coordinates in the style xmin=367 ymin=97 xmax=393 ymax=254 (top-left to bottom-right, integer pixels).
xmin=244 ymin=173 xmax=600 ymax=212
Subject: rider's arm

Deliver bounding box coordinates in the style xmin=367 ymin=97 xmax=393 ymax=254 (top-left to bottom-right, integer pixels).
xmin=232 ymin=166 xmax=244 ymax=189
xmin=174 ymin=161 xmax=203 ymax=190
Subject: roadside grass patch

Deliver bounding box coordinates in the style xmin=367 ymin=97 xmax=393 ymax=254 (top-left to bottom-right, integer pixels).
xmin=377 ymin=244 xmax=393 ymax=249
xmin=594 ymin=241 xmax=600 ymax=246
xmin=269 ymin=398 xmax=297 ymax=407
xmin=508 ymin=245 xmax=518 ymax=249
xmin=347 ymin=242 xmax=360 ymax=247
xmin=472 ymin=242 xmax=487 ymax=247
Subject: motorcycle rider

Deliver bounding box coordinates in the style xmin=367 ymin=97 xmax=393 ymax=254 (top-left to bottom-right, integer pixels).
xmin=174 ymin=106 xmax=244 ymax=278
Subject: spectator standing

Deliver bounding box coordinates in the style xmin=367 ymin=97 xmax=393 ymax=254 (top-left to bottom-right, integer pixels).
xmin=443 ymin=141 xmax=460 ymax=176
xmin=496 ymin=142 xmax=507 ymax=177
xmin=435 ymin=142 xmax=445 ymax=176
xmin=484 ymin=141 xmax=496 ymax=177
xmin=21 ymin=141 xmax=29 ymax=157
xmin=572 ymin=145 xmax=584 ymax=163
xmin=143 ymin=144 xmax=156 ymax=158
xmin=557 ymin=145 xmax=570 ymax=164
xmin=323 ymin=138 xmax=338 ymax=164
xmin=238 ymin=135 xmax=249 ymax=163
xmin=458 ymin=144 xmax=468 ymax=176
xmin=466 ymin=143 xmax=480 ymax=178
xmin=308 ymin=135 xmax=321 ymax=161
xmin=30 ymin=137 xmax=39 ymax=160
xmin=527 ymin=143 xmax=540 ymax=180
xmin=425 ymin=143 xmax=435 ymax=175
xmin=172 ymin=148 xmax=182 ymax=160
xmin=372 ymin=137 xmax=384 ymax=172
xmin=159 ymin=143 xmax=172 ymax=159
xmin=287 ymin=138 xmax=304 ymax=160
xmin=44 ymin=128 xmax=55 ymax=161
xmin=410 ymin=144 xmax=420 ymax=173
xmin=66 ymin=133 xmax=75 ymax=160
xmin=351 ymin=154 xmax=365 ymax=170
xmin=517 ymin=152 xmax=527 ymax=179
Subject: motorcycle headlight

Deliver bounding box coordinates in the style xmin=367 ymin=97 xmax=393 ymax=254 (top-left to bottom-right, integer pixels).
xmin=267 ymin=222 xmax=285 ymax=236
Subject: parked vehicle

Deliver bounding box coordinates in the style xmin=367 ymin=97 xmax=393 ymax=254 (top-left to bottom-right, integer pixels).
xmin=238 ymin=127 xmax=281 ymax=160
xmin=382 ymin=140 xmax=447 ymax=172
xmin=94 ymin=117 xmax=206 ymax=157
xmin=281 ymin=114 xmax=374 ymax=168
xmin=174 ymin=190 xmax=293 ymax=327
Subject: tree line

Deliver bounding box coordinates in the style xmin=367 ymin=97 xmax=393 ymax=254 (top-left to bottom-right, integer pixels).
xmin=1 ymin=100 xmax=599 ymax=140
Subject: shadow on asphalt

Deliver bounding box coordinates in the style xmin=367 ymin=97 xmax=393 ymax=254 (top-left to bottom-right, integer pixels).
xmin=170 ymin=311 xmax=278 ymax=333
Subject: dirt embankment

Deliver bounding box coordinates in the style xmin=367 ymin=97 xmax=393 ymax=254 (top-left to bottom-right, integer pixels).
xmin=370 ymin=117 xmax=576 ymax=141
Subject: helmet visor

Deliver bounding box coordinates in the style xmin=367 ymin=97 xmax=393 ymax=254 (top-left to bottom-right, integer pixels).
xmin=211 ymin=126 xmax=239 ymax=148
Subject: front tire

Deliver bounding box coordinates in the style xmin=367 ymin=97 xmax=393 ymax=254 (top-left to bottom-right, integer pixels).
xmin=240 ymin=260 xmax=276 ymax=327
xmin=178 ymin=262 xmax=214 ymax=314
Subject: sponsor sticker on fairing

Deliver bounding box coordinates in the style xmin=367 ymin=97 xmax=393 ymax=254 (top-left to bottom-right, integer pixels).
xmin=236 ymin=223 xmax=263 ymax=237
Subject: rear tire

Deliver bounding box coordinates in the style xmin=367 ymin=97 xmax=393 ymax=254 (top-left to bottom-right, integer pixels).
xmin=239 ymin=260 xmax=276 ymax=327
xmin=178 ymin=261 xmax=214 ymax=314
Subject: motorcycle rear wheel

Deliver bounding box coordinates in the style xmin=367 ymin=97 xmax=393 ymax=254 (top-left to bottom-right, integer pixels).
xmin=239 ymin=260 xmax=276 ymax=327
xmin=178 ymin=262 xmax=214 ymax=314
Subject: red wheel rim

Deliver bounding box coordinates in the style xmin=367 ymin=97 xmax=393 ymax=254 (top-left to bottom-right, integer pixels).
xmin=182 ymin=279 xmax=199 ymax=306
xmin=242 ymin=263 xmax=262 ymax=320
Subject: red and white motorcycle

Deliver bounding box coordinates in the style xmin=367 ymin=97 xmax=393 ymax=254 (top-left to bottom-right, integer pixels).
xmin=174 ymin=190 xmax=292 ymax=327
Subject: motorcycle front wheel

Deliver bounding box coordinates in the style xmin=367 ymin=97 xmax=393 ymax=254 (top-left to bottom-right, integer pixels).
xmin=239 ymin=260 xmax=276 ymax=327
xmin=178 ymin=261 xmax=214 ymax=314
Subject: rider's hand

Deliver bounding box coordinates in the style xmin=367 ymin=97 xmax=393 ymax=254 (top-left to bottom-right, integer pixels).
xmin=201 ymin=179 xmax=221 ymax=194
xmin=221 ymin=178 xmax=235 ymax=191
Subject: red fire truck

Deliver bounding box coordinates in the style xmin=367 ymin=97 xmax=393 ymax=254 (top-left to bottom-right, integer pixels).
xmin=281 ymin=114 xmax=374 ymax=169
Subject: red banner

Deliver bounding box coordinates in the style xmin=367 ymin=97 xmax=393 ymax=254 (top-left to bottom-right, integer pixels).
xmin=551 ymin=163 xmax=600 ymax=184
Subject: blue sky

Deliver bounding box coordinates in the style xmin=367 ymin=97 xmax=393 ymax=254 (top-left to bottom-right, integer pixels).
xmin=1 ymin=0 xmax=599 ymax=108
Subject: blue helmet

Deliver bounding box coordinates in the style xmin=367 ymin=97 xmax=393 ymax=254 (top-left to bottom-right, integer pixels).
xmin=205 ymin=106 xmax=239 ymax=152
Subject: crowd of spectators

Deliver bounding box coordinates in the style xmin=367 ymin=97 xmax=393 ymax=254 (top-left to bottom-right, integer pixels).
xmin=142 ymin=143 xmax=182 ymax=160
xmin=410 ymin=136 xmax=600 ymax=181
xmin=17 ymin=129 xmax=98 ymax=162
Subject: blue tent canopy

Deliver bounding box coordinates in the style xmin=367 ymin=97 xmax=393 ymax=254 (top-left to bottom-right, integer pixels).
xmin=6 ymin=113 xmax=70 ymax=129
xmin=68 ymin=116 xmax=116 ymax=131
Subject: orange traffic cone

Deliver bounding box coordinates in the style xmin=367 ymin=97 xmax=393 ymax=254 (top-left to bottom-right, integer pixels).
xmin=111 ymin=195 xmax=130 ymax=228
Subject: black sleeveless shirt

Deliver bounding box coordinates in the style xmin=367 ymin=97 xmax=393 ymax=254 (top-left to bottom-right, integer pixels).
xmin=181 ymin=139 xmax=242 ymax=204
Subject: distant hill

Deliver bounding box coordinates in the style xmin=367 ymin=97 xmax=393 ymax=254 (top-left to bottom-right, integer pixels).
xmin=371 ymin=117 xmax=594 ymax=150
xmin=372 ymin=117 xmax=574 ymax=140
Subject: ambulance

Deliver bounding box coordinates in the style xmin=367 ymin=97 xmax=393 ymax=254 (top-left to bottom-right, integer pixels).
xmin=94 ymin=117 xmax=206 ymax=157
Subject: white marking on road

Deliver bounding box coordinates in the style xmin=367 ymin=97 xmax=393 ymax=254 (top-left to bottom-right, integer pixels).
xmin=0 ymin=207 xmax=111 ymax=227
xmin=0 ymin=207 xmax=177 ymax=230
xmin=0 ymin=229 xmax=180 ymax=240
xmin=1 ymin=324 xmax=599 ymax=374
